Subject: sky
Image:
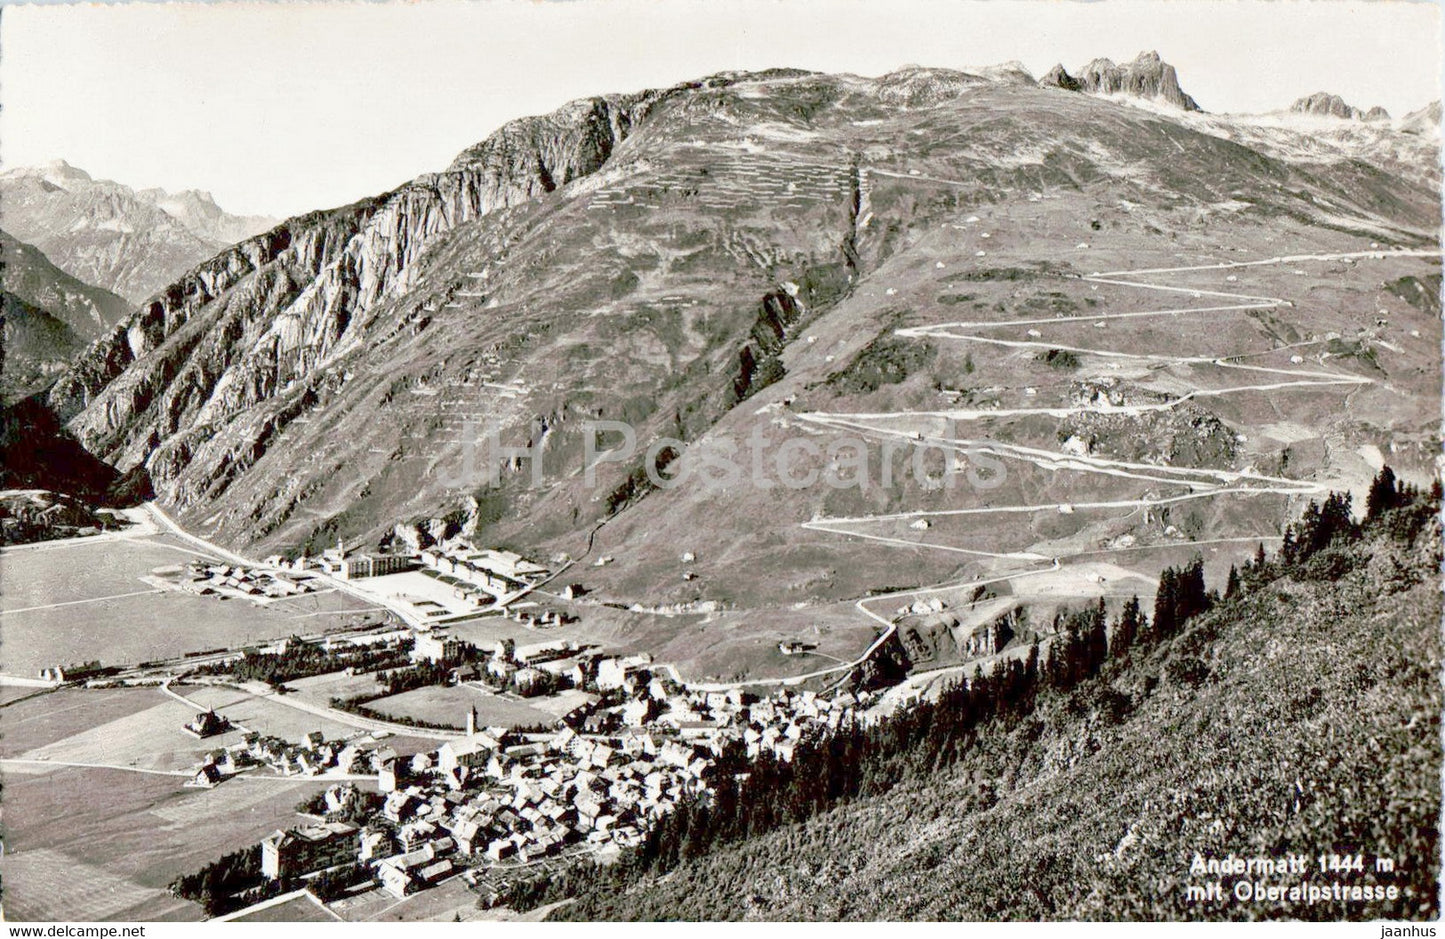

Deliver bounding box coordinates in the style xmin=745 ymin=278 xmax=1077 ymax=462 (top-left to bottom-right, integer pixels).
xmin=1 ymin=0 xmax=1440 ymax=218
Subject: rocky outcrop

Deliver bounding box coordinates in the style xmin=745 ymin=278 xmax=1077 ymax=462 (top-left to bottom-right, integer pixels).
xmin=1040 ymin=64 xmax=1081 ymax=92
xmin=0 ymin=489 xmax=129 ymax=546
xmin=1040 ymin=51 xmax=1201 ymax=111
xmin=1289 ymin=92 xmax=1390 ymax=121
xmin=446 ymin=93 xmax=666 ymax=183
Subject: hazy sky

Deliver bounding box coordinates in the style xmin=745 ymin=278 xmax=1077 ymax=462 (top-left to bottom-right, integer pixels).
xmin=2 ymin=0 xmax=1439 ymax=217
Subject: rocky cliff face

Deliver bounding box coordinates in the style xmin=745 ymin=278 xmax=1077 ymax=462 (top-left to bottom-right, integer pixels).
xmin=0 ymin=161 xmax=276 ymax=304
xmin=1040 ymin=51 xmax=1201 ymax=111
xmin=49 ymin=87 xmax=674 ymax=466
xmin=1290 ymin=92 xmax=1390 ymax=121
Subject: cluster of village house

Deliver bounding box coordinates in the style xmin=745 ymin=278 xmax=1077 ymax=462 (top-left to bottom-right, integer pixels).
xmin=188 ymin=725 xmax=386 ymax=788
xmin=184 ymin=640 xmax=657 ymax=786
xmin=175 ymin=561 xmax=320 ymax=599
xmin=252 ymin=677 xmax=872 ymax=900
xmin=407 ymin=635 xmax=650 ymax=701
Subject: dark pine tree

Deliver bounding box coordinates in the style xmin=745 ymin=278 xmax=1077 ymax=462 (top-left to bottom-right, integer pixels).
xmin=1224 ymin=564 xmax=1241 ymax=600
xmin=1083 ymin=598 xmax=1109 ymax=677
xmin=1153 ymin=566 xmax=1179 ymax=638
xmin=1365 ymin=464 xmax=1400 ymax=522
xmin=1110 ymin=595 xmax=1143 ymax=658
xmin=1176 ymin=554 xmax=1209 ymax=623
xmin=1317 ymin=491 xmax=1357 ymax=549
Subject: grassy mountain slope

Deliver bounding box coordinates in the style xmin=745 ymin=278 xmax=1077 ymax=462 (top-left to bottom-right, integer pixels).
xmin=545 ymin=521 xmax=1441 ymax=920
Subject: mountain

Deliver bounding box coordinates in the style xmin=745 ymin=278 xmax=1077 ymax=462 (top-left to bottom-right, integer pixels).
xmin=1 ymin=230 xmax=132 ymax=399
xmin=34 ymin=63 xmax=1442 ymax=680
xmin=137 ymin=186 xmax=276 ymax=247
xmin=0 ymin=161 xmax=276 ymax=304
xmin=1 ymin=230 xmax=131 ymax=338
xmin=1040 ymin=51 xmax=1200 ymax=111
xmin=1401 ymin=101 xmax=1442 ymax=135
xmin=1289 ymin=92 xmax=1389 ymax=121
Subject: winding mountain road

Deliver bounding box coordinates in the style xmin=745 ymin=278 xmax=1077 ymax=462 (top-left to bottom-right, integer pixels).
xmin=776 ymin=247 xmax=1434 ymax=690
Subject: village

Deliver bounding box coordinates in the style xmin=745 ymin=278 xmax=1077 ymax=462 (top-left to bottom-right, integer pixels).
xmin=183 ymin=652 xmax=870 ymax=908
xmin=114 ymin=536 xmax=877 ymax=912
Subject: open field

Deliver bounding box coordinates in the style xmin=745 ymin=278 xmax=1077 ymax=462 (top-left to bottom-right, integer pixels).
xmin=0 ymin=763 xmax=335 ymax=921
xmin=0 ymin=848 xmax=200 ymax=922
xmin=366 ymin=683 xmax=557 ymax=729
xmin=0 ymin=687 xmax=165 ymax=756
xmin=0 ymin=532 xmax=385 ymax=678
xmin=178 ymin=684 xmax=366 ymax=742
xmin=284 ymin=669 xmax=389 ymax=709
xmin=0 ymin=685 xmax=56 ymax=706
xmin=525 ymin=688 xmax=599 ymax=718
xmin=1 ymin=534 xmax=210 ymax=611
xmin=12 ymin=694 xmax=219 ymax=773
xmin=166 ymin=682 xmax=445 ymax=756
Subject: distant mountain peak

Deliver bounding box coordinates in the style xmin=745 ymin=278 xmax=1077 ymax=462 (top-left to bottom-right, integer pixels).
xmin=0 ymin=161 xmax=277 ymax=303
xmin=1039 ymin=50 xmax=1201 ymax=112
xmin=41 ymin=158 xmax=88 ymax=175
xmin=1401 ymin=100 xmax=1442 ymax=135
xmin=1 ymin=159 xmax=93 ymax=189
xmin=1290 ymin=92 xmax=1390 ymax=121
